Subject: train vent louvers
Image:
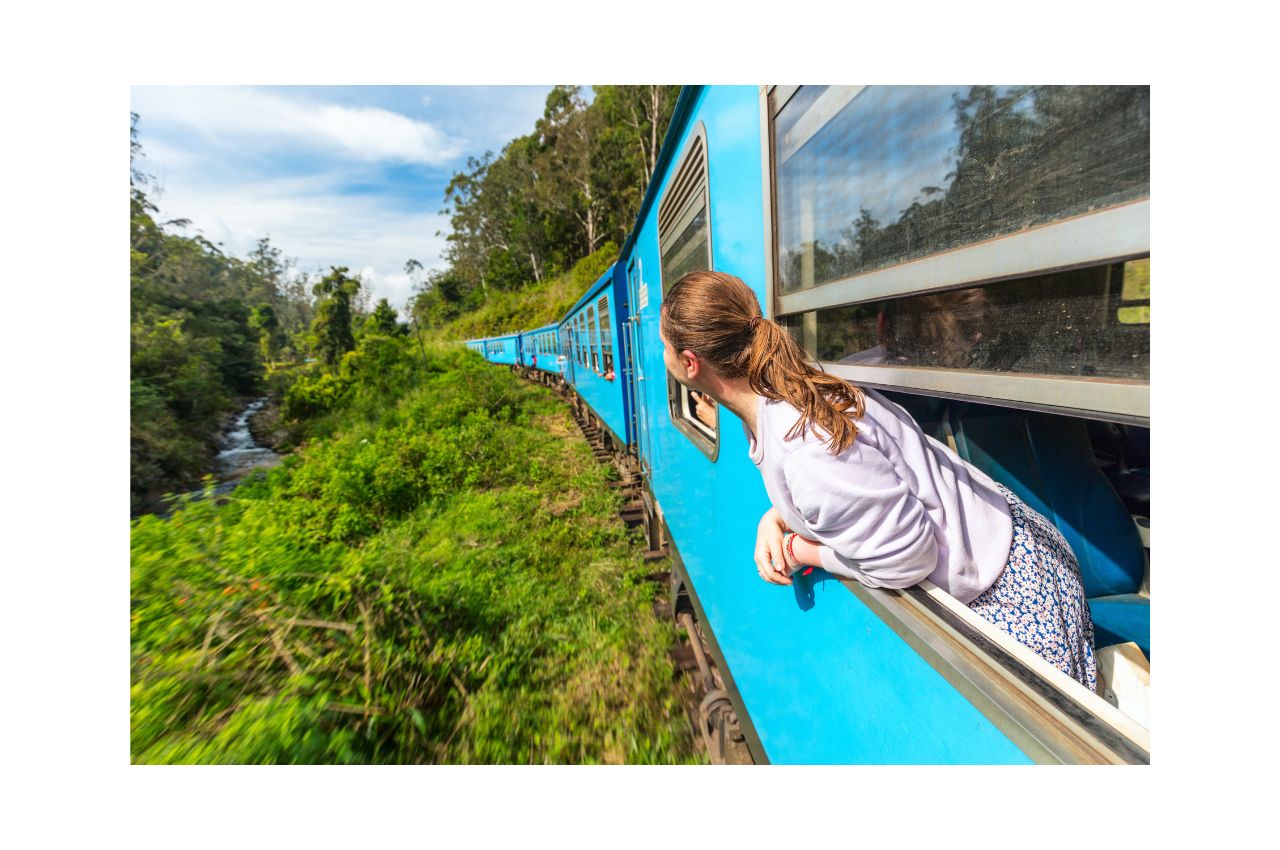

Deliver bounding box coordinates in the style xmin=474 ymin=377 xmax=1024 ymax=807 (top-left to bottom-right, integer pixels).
xmin=657 ymin=133 xmax=706 ymax=255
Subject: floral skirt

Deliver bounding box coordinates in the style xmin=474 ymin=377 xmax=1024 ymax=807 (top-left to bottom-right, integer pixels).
xmin=967 ymin=484 xmax=1098 ymax=692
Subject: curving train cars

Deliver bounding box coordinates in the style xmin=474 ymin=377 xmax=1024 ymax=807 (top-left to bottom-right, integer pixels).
xmin=467 ymin=85 xmax=1151 ymax=764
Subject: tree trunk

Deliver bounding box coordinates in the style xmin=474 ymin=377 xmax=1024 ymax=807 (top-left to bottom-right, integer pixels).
xmin=648 ymin=86 xmax=661 ymax=182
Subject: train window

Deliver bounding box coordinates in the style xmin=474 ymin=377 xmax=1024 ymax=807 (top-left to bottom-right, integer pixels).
xmin=784 ymin=259 xmax=1150 ymax=382
xmin=657 ymin=124 xmax=718 ymax=460
xmin=588 ymin=305 xmax=601 ymax=373
xmin=596 ymin=296 xmax=614 ymax=379
xmin=659 ymin=130 xmax=710 ymax=293
xmin=772 ymin=85 xmax=1150 ymax=295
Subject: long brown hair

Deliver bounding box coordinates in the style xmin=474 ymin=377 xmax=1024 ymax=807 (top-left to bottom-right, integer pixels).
xmin=660 ymin=270 xmax=865 ymax=454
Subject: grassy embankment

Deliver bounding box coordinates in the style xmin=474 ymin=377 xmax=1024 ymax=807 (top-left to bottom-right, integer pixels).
xmin=131 ymin=326 xmax=701 ymax=763
xmin=426 ymin=242 xmax=617 ymax=344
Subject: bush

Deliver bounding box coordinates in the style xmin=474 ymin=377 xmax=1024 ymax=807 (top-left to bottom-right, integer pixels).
xmin=131 ymin=338 xmax=699 ymax=764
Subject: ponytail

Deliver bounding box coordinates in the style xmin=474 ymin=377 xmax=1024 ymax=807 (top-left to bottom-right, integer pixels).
xmin=746 ymin=318 xmax=865 ymax=455
xmin=662 ymin=270 xmax=865 ymax=455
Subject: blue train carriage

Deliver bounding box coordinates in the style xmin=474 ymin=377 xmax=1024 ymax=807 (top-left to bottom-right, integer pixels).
xmin=518 ymin=323 xmax=565 ymax=386
xmin=619 ymin=85 xmax=1150 ymax=763
xmin=560 ymin=264 xmax=633 ymax=457
xmin=473 ymin=332 xmax=521 ymax=367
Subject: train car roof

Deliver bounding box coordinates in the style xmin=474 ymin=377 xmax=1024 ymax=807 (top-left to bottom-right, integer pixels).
xmin=468 ymin=331 xmax=521 ymax=343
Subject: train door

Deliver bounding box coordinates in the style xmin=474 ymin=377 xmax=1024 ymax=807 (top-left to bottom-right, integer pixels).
xmin=626 ymin=257 xmax=654 ymax=473
xmin=560 ymin=325 xmax=575 ymax=385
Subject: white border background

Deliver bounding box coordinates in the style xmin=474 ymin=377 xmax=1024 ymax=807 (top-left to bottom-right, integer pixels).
xmin=5 ymin=0 xmax=1272 ymax=846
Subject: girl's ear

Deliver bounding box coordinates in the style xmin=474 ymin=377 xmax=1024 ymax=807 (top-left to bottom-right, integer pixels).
xmin=682 ymin=349 xmax=700 ymax=379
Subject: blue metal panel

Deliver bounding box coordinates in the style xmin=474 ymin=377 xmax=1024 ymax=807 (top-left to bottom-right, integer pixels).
xmin=624 ymin=86 xmax=1030 ymax=763
xmin=523 ymin=323 xmax=562 ymax=375
xmin=486 ymin=332 xmax=520 ymax=366
xmin=563 ymin=266 xmax=630 ymax=445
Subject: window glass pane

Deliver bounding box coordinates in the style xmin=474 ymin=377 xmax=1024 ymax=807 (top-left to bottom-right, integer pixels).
xmin=661 ymin=207 xmax=710 ymax=291
xmin=775 ymin=85 xmax=1151 ymax=293
xmin=788 ymin=260 xmax=1149 ymax=381
xmin=588 ymin=306 xmax=600 ymax=371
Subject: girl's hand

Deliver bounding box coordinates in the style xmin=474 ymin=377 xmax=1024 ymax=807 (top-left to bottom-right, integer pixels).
xmin=754 ymin=508 xmax=793 ymax=585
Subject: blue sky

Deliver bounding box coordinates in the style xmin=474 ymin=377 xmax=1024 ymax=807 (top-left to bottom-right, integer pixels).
xmin=130 ymin=85 xmax=556 ymax=310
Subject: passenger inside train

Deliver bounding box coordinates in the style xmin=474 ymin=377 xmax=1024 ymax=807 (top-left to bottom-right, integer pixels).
xmin=659 ymin=269 xmax=1099 ymax=692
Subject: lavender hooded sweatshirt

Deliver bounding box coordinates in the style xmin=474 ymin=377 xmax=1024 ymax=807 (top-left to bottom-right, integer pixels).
xmin=745 ymin=389 xmax=1013 ymax=604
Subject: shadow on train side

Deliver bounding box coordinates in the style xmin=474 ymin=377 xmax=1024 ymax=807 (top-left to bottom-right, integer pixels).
xmin=790 ymin=567 xmax=841 ymax=613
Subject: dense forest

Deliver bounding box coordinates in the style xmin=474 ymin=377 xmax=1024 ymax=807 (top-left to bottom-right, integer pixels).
xmin=131 ymin=86 xmax=678 ymax=511
xmin=131 ymin=86 xmax=698 ymax=763
xmin=411 ymin=85 xmax=677 ymax=327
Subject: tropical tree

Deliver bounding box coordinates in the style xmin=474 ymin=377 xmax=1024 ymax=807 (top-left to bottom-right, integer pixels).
xmin=366 ymin=298 xmax=402 ymax=336
xmin=310 ymin=266 xmax=362 ymax=367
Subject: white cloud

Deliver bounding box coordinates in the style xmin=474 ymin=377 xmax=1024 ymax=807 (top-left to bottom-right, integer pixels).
xmin=130 ymin=86 xmax=558 ymax=314
xmin=151 ymin=174 xmax=450 ymax=311
xmin=132 ymin=87 xmax=467 ymax=165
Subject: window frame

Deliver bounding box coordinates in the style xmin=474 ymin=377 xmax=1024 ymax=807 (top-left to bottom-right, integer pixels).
xmin=757 ymin=84 xmax=1153 ymax=762
xmin=596 ymin=294 xmax=614 ymax=378
xmin=576 ymin=314 xmax=586 ymax=366
xmin=587 ymin=305 xmax=601 ymax=373
xmin=762 ymin=85 xmax=1150 ymax=426
xmin=657 ymin=121 xmax=719 ymax=462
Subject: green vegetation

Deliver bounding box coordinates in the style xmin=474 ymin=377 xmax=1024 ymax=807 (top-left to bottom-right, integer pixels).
xmin=132 ymin=337 xmax=699 ymax=763
xmin=132 ymin=87 xmax=678 ymax=510
xmin=130 ymin=114 xmax=319 ymax=512
xmin=427 ymin=240 xmax=618 ymax=343
xmin=409 ymin=85 xmax=677 ymax=330
xmin=131 ymin=86 xmax=699 ymax=764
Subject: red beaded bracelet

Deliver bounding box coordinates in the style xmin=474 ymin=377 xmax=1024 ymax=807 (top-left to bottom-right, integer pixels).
xmin=784 ymin=532 xmax=800 ymax=568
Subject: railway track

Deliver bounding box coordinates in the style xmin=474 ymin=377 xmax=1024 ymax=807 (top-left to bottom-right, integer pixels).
xmin=518 ymin=365 xmax=753 ymax=764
